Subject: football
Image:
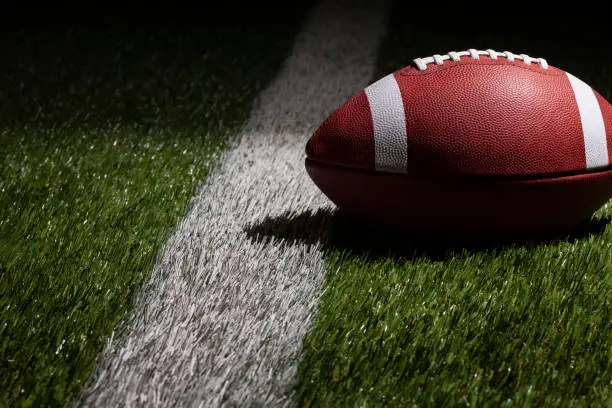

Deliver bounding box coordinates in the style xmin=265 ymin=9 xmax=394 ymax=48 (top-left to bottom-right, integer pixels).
xmin=305 ymin=49 xmax=612 ymax=235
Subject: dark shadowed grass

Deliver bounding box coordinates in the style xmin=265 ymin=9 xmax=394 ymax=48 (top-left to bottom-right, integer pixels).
xmin=296 ymin=6 xmax=612 ymax=407
xmin=0 ymin=9 xmax=312 ymax=407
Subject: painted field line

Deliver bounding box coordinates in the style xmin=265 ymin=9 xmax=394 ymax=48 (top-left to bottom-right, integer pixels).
xmin=79 ymin=1 xmax=389 ymax=406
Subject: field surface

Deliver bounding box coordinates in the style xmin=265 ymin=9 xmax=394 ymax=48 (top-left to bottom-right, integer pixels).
xmin=0 ymin=10 xmax=309 ymax=407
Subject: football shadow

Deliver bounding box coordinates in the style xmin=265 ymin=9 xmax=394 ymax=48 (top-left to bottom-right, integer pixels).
xmin=244 ymin=208 xmax=612 ymax=262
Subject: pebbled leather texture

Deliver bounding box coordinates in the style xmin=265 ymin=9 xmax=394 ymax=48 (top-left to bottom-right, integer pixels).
xmin=306 ymin=90 xmax=375 ymax=170
xmin=595 ymin=91 xmax=612 ymax=165
xmin=306 ymin=55 xmax=612 ymax=178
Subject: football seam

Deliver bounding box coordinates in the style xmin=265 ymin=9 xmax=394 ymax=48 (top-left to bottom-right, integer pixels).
xmin=305 ymin=157 xmax=612 ymax=183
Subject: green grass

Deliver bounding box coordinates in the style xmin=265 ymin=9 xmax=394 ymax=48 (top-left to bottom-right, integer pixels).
xmin=297 ymin=8 xmax=612 ymax=408
xmin=298 ymin=216 xmax=611 ymax=406
xmin=0 ymin=13 xmax=310 ymax=407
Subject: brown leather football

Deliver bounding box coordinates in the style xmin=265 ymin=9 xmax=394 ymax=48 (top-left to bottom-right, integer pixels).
xmin=305 ymin=49 xmax=612 ymax=234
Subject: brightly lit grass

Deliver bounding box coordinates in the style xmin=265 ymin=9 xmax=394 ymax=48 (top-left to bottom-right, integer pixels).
xmin=0 ymin=14 xmax=309 ymax=407
xmin=297 ymin=8 xmax=612 ymax=407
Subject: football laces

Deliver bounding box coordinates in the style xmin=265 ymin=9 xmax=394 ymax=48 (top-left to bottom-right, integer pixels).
xmin=413 ymin=49 xmax=549 ymax=71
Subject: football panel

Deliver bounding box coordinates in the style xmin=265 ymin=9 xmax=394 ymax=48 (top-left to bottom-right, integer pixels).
xmin=305 ymin=157 xmax=612 ymax=234
xmin=305 ymin=90 xmax=375 ymax=170
xmin=393 ymin=65 xmax=589 ymax=177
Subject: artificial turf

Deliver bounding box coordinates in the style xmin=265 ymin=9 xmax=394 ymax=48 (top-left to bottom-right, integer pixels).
xmin=296 ymin=10 xmax=612 ymax=408
xmin=0 ymin=13 xmax=308 ymax=407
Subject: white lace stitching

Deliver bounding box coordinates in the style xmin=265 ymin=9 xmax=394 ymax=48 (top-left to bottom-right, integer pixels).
xmin=413 ymin=49 xmax=549 ymax=71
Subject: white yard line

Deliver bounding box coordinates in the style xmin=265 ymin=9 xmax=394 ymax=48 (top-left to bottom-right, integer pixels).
xmin=79 ymin=1 xmax=389 ymax=406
